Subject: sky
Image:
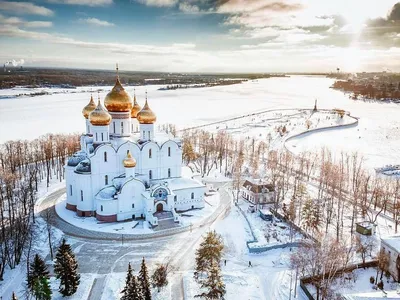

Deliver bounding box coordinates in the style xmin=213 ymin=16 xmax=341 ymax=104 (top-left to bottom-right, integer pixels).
xmin=0 ymin=0 xmax=400 ymax=73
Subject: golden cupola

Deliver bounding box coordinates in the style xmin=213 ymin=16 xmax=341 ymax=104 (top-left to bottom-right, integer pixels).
xmin=137 ymin=96 xmax=157 ymax=124
xmin=89 ymin=100 xmax=112 ymax=126
xmin=123 ymin=151 xmax=136 ymax=168
xmin=131 ymin=91 xmax=142 ymax=118
xmin=104 ymin=66 xmax=132 ymax=112
xmin=82 ymin=94 xmax=96 ymax=119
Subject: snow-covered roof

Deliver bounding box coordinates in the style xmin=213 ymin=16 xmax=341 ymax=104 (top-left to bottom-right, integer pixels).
xmin=381 ymin=235 xmax=400 ymax=252
xmin=75 ymin=159 xmax=91 ymax=173
xmin=168 ymin=177 xmax=205 ymax=191
xmin=242 ymin=179 xmax=274 ymax=194
xmin=96 ymin=186 xmax=117 ymax=200
xmin=67 ymin=151 xmax=87 ymax=167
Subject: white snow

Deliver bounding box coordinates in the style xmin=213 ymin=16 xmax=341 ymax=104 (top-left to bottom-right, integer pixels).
xmin=2 ymin=76 xmax=400 ymax=173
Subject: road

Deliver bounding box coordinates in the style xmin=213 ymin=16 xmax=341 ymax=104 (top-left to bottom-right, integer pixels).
xmin=37 ymin=181 xmax=232 ymax=299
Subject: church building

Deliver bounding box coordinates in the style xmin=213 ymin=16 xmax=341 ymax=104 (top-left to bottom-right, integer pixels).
xmin=64 ymin=68 xmax=205 ymax=227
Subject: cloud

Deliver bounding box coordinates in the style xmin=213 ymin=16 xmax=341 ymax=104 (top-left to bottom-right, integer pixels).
xmin=137 ymin=0 xmax=178 ymax=7
xmin=47 ymin=0 xmax=113 ymax=6
xmin=0 ymin=25 xmax=197 ymax=56
xmin=79 ymin=17 xmax=115 ymax=27
xmin=4 ymin=58 xmax=24 ymax=66
xmin=388 ymin=2 xmax=400 ymax=21
xmin=179 ymin=2 xmax=200 ymax=13
xmin=0 ymin=13 xmax=53 ymax=28
xmin=217 ymin=0 xmax=303 ymax=14
xmin=0 ymin=1 xmax=53 ymax=16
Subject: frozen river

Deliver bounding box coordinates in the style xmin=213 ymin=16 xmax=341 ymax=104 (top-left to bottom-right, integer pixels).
xmin=0 ymin=75 xmax=399 ymax=169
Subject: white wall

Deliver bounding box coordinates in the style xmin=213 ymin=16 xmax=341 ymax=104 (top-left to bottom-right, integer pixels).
xmin=174 ymin=187 xmax=205 ymax=211
xmin=117 ymin=178 xmax=146 ymax=220
xmin=96 ymin=199 xmax=117 ymax=216
xmin=75 ymin=173 xmax=93 ymax=212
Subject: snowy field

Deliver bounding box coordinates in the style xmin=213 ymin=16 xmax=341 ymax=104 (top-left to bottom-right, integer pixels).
xmin=1 ymin=76 xmax=400 ymax=171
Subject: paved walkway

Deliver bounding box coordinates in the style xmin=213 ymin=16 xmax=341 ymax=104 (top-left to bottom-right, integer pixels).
xmin=38 ymin=181 xmax=232 ymax=299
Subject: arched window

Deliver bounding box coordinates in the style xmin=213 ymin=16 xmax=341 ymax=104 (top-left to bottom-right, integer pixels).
xmin=80 ymin=190 xmax=83 ymax=201
xmin=168 ymin=168 xmax=171 ymax=178
xmin=69 ymin=185 xmax=72 ymax=196
xmin=191 ymin=192 xmax=194 ymax=199
xmin=127 ymin=149 xmax=129 ymax=155
xmin=121 ymin=122 xmax=124 ymax=134
xmin=96 ymin=132 xmax=98 ymax=140
xmin=101 ymin=132 xmax=104 ymax=141
xmin=105 ymin=175 xmax=108 ymax=185
xmin=113 ymin=122 xmax=116 ymax=133
xmin=104 ymin=152 xmax=107 ymax=162
xmin=149 ymin=170 xmax=152 ymax=180
xmin=101 ymin=205 xmax=103 ymax=212
xmin=168 ymin=147 xmax=171 ymax=157
xmin=149 ymin=149 xmax=152 ymax=159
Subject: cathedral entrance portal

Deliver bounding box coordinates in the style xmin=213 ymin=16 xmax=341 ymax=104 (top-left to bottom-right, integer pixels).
xmin=156 ymin=203 xmax=163 ymax=212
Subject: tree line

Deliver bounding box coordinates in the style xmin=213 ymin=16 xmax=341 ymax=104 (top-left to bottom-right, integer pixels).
xmin=0 ymin=134 xmax=79 ymax=281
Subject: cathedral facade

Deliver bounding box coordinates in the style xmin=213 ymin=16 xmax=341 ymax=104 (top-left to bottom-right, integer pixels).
xmin=65 ymin=72 xmax=205 ymax=226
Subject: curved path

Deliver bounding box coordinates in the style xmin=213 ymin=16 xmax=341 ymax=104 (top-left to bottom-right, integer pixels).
xmin=37 ymin=182 xmax=232 ymax=299
xmin=283 ymin=113 xmax=359 ymax=154
xmin=38 ymin=182 xmax=230 ymax=242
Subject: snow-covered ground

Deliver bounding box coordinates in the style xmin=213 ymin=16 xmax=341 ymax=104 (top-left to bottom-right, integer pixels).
xmin=238 ymin=200 xmax=303 ymax=248
xmin=2 ymin=76 xmax=400 ymax=171
xmin=306 ymin=267 xmax=400 ymax=299
xmin=182 ymin=203 xmax=297 ymax=299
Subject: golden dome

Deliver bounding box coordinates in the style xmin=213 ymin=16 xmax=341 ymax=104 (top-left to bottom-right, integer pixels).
xmin=82 ymin=94 xmax=96 ymax=119
xmin=123 ymin=151 xmax=136 ymax=168
xmin=131 ymin=93 xmax=141 ymax=118
xmin=104 ymin=77 xmax=132 ymax=112
xmin=89 ymin=100 xmax=112 ymax=126
xmin=137 ymin=98 xmax=157 ymax=124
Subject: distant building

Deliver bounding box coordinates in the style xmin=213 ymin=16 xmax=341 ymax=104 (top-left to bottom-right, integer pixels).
xmin=381 ymin=235 xmax=400 ymax=282
xmin=241 ymin=179 xmax=275 ymax=206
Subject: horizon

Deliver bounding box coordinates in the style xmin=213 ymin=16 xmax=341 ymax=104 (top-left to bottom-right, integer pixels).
xmin=0 ymin=0 xmax=400 ymax=73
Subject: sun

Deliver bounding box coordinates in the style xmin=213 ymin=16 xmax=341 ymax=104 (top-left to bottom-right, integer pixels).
xmin=342 ymin=47 xmax=362 ymax=72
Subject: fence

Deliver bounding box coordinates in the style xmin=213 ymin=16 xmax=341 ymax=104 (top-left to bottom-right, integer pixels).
xmin=300 ymin=260 xmax=378 ymax=300
xmin=236 ymin=203 xmax=306 ymax=253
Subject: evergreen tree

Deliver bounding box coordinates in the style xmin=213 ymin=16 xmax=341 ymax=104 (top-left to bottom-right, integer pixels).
xmin=195 ymin=261 xmax=226 ymax=300
xmin=32 ymin=277 xmax=52 ymax=300
xmin=121 ymin=262 xmax=133 ymax=300
xmin=27 ymin=254 xmax=51 ymax=300
xmin=121 ymin=262 xmax=141 ymax=300
xmin=54 ymin=239 xmax=80 ymax=296
xmin=129 ymin=275 xmax=141 ymax=300
xmin=195 ymin=231 xmax=224 ymax=280
xmin=11 ymin=292 xmax=17 ymax=300
xmin=138 ymin=257 xmax=151 ymax=300
xmin=151 ymin=263 xmax=169 ymax=292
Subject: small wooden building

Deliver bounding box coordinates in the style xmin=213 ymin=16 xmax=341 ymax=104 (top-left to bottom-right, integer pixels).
xmin=356 ymin=221 xmax=375 ymax=236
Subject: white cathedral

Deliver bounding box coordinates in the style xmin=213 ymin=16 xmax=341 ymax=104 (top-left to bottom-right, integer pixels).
xmin=65 ymin=70 xmax=205 ymax=227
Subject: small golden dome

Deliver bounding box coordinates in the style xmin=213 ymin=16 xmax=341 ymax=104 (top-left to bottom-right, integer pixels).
xmin=89 ymin=100 xmax=112 ymax=126
xmin=137 ymin=98 xmax=156 ymax=124
xmin=82 ymin=94 xmax=96 ymax=119
xmin=131 ymin=93 xmax=142 ymax=118
xmin=104 ymin=77 xmax=132 ymax=112
xmin=123 ymin=151 xmax=136 ymax=168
